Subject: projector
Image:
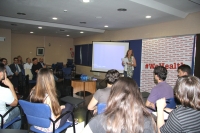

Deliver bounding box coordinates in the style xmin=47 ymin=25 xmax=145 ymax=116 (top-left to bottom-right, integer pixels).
xmin=0 ymin=37 xmax=6 ymax=41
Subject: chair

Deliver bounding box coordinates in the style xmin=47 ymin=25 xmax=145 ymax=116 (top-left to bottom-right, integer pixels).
xmin=97 ymin=103 xmax=107 ymax=114
xmin=19 ymin=100 xmax=75 ymax=133
xmin=0 ymin=106 xmax=21 ymax=129
xmin=62 ymin=68 xmax=72 ymax=80
xmin=166 ymin=98 xmax=176 ymax=109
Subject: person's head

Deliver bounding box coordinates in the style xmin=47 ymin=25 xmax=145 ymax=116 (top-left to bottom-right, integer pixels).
xmin=174 ymin=76 xmax=200 ymax=110
xmin=177 ymin=64 xmax=191 ymax=77
xmin=104 ymin=77 xmax=155 ymax=133
xmin=153 ymin=66 xmax=167 ymax=82
xmin=32 ymin=58 xmax=38 ymax=65
xmin=0 ymin=58 xmax=7 ymax=65
xmin=26 ymin=58 xmax=31 ymax=63
xmin=125 ymin=49 xmax=133 ymax=57
xmin=30 ymin=68 xmax=61 ymax=116
xmin=17 ymin=55 xmax=22 ymax=61
xmin=13 ymin=57 xmax=18 ymax=64
xmin=105 ymin=69 xmax=120 ymax=85
xmin=39 ymin=58 xmax=43 ymax=63
xmin=0 ymin=63 xmax=6 ymax=81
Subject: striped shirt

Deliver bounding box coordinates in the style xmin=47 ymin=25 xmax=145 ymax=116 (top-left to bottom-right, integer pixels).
xmin=160 ymin=105 xmax=200 ymax=133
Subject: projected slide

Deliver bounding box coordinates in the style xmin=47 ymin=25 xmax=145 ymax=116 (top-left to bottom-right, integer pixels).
xmin=92 ymin=42 xmax=129 ymax=73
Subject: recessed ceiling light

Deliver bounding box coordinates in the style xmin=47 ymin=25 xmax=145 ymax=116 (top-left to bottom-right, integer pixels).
xmin=117 ymin=8 xmax=127 ymax=11
xmin=80 ymin=22 xmax=86 ymax=24
xmin=17 ymin=12 xmax=26 ymax=15
xmin=64 ymin=10 xmax=68 ymax=12
xmin=66 ymin=35 xmax=70 ymax=36
xmin=83 ymin=0 xmax=90 ymax=3
xmin=80 ymin=31 xmax=84 ymax=33
xmin=30 ymin=32 xmax=34 ymax=34
xmin=38 ymin=27 xmax=42 ymax=29
xmin=146 ymin=16 xmax=151 ymax=18
xmin=104 ymin=25 xmax=108 ymax=27
xmin=52 ymin=17 xmax=58 ymax=20
xmin=96 ymin=16 xmax=102 ymax=19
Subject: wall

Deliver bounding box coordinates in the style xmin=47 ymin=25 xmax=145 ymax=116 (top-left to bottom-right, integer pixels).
xmin=74 ymin=11 xmax=200 ymax=78
xmin=11 ymin=34 xmax=74 ymax=65
xmin=0 ymin=28 xmax=11 ymax=63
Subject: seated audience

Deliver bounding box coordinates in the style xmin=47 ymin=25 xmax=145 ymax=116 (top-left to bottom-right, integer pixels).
xmin=146 ymin=66 xmax=174 ymax=110
xmin=39 ymin=57 xmax=45 ymax=67
xmin=24 ymin=58 xmax=32 ymax=70
xmin=17 ymin=55 xmax=24 ymax=65
xmin=88 ymin=69 xmax=120 ymax=114
xmin=0 ymin=63 xmax=21 ymax=129
xmin=31 ymin=58 xmax=63 ymax=82
xmin=29 ymin=68 xmax=73 ymax=132
xmin=157 ymin=76 xmax=200 ymax=133
xmin=9 ymin=57 xmax=24 ymax=92
xmin=0 ymin=58 xmax=13 ymax=79
xmin=82 ymin=77 xmax=157 ymax=133
xmin=177 ymin=64 xmax=191 ymax=77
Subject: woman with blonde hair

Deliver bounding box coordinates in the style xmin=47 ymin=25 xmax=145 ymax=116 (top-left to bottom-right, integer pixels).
xmin=30 ymin=68 xmax=73 ymax=132
xmin=82 ymin=77 xmax=156 ymax=133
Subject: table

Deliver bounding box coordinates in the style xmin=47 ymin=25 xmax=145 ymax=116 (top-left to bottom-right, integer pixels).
xmin=71 ymin=80 xmax=96 ymax=97
xmin=0 ymin=129 xmax=28 ymax=133
xmin=60 ymin=96 xmax=85 ymax=108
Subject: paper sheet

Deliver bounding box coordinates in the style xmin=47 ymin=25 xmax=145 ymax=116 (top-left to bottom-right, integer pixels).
xmin=152 ymin=111 xmax=169 ymax=120
xmin=121 ymin=58 xmax=128 ymax=63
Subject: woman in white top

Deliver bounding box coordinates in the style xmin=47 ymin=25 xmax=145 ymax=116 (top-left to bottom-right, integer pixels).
xmin=122 ymin=49 xmax=136 ymax=78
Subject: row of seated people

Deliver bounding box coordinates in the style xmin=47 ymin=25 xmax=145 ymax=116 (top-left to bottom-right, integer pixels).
xmin=0 ymin=57 xmax=64 ymax=94
xmin=0 ymin=63 xmax=74 ymax=132
xmin=85 ymin=65 xmax=200 ymax=133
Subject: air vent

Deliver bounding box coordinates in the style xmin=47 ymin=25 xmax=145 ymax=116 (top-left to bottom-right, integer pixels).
xmin=117 ymin=8 xmax=127 ymax=11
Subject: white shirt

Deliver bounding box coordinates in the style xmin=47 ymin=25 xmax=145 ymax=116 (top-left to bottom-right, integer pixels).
xmin=24 ymin=63 xmax=33 ymax=70
xmin=124 ymin=56 xmax=134 ymax=71
xmin=0 ymin=86 xmax=14 ymax=122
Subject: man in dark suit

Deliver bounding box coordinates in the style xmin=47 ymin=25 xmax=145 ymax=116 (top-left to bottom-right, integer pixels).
xmin=9 ymin=57 xmax=24 ymax=93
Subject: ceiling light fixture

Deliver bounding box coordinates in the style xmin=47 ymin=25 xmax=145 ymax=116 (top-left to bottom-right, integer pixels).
xmin=117 ymin=8 xmax=127 ymax=11
xmin=80 ymin=31 xmax=84 ymax=33
xmin=64 ymin=10 xmax=68 ymax=12
xmin=66 ymin=35 xmax=70 ymax=36
xmin=104 ymin=25 xmax=108 ymax=27
xmin=80 ymin=22 xmax=86 ymax=24
xmin=83 ymin=0 xmax=90 ymax=3
xmin=52 ymin=17 xmax=58 ymax=20
xmin=146 ymin=16 xmax=151 ymax=18
xmin=38 ymin=27 xmax=42 ymax=29
xmin=17 ymin=12 xmax=26 ymax=15
xmin=30 ymin=32 xmax=34 ymax=34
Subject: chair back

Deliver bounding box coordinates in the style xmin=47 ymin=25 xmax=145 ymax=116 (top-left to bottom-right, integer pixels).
xmin=19 ymin=100 xmax=51 ymax=128
xmin=166 ymin=98 xmax=176 ymax=109
xmin=97 ymin=103 xmax=107 ymax=114
xmin=62 ymin=68 xmax=72 ymax=79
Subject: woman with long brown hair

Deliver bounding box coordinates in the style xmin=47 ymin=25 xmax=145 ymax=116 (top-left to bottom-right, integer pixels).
xmin=30 ymin=68 xmax=73 ymax=132
xmin=82 ymin=77 xmax=156 ymax=133
xmin=122 ymin=49 xmax=136 ymax=78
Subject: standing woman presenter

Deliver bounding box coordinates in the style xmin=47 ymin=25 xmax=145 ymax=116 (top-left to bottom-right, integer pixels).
xmin=122 ymin=49 xmax=136 ymax=78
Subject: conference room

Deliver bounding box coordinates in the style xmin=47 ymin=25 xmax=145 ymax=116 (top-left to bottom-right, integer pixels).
xmin=0 ymin=0 xmax=200 ymax=132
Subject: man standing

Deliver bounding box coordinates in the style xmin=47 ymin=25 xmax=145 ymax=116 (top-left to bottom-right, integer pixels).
xmin=9 ymin=57 xmax=24 ymax=93
xmin=0 ymin=63 xmax=21 ymax=129
xmin=177 ymin=64 xmax=191 ymax=77
xmin=146 ymin=66 xmax=174 ymax=110
xmin=39 ymin=57 xmax=45 ymax=68
xmin=0 ymin=58 xmax=14 ymax=79
xmin=31 ymin=58 xmax=43 ymax=80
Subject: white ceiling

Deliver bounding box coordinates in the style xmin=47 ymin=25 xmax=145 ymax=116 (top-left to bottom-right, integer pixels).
xmin=0 ymin=0 xmax=199 ymax=38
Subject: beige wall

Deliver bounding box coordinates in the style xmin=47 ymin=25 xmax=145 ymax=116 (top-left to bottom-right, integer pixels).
xmin=74 ymin=11 xmax=200 ymax=78
xmin=0 ymin=28 xmax=11 ymax=63
xmin=11 ymin=34 xmax=74 ymax=65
